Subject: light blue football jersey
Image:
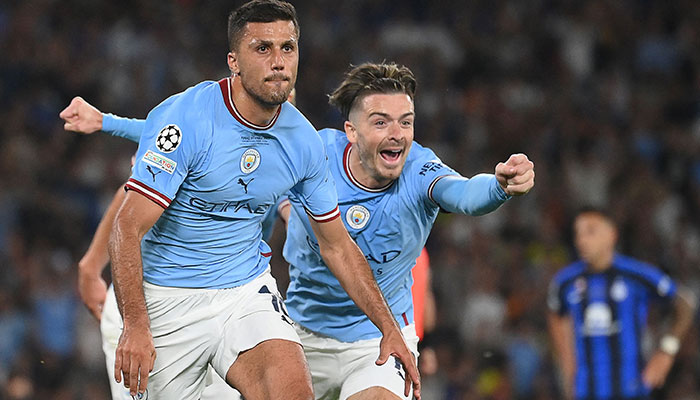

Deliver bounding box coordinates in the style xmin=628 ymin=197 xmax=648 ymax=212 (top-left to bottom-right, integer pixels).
xmin=125 ymin=78 xmax=339 ymax=289
xmin=284 ymin=128 xmax=509 ymax=342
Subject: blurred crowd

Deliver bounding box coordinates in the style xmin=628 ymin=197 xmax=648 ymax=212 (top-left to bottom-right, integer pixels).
xmin=1 ymin=0 xmax=698 ymax=399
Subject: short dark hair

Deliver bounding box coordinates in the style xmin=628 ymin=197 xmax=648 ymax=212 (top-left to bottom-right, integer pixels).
xmin=328 ymin=62 xmax=417 ymax=120
xmin=575 ymin=206 xmax=616 ymax=226
xmin=227 ymin=0 xmax=299 ymax=51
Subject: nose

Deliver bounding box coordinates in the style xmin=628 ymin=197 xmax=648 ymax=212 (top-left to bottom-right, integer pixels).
xmin=387 ymin=122 xmax=402 ymax=140
xmin=271 ymin=48 xmax=285 ymax=71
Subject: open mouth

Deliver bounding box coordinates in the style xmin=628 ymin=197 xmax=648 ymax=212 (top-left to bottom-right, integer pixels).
xmin=380 ymin=149 xmax=402 ymax=163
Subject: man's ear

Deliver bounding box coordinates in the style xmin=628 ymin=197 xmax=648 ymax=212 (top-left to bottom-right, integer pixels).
xmin=227 ymin=52 xmax=239 ymax=76
xmin=344 ymin=120 xmax=358 ymax=144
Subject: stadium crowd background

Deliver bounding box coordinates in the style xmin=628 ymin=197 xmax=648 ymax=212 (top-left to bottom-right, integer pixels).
xmin=1 ymin=0 xmax=698 ymax=399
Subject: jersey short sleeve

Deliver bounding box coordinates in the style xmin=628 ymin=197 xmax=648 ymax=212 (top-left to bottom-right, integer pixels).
xmin=126 ymin=93 xmax=210 ymax=209
xmin=634 ymin=261 xmax=678 ymax=301
xmin=289 ymin=135 xmax=339 ymax=223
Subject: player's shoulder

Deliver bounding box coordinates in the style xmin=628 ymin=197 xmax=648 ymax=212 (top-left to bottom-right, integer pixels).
xmin=148 ymin=81 xmax=217 ymax=125
xmin=614 ymin=254 xmax=665 ymax=279
xmin=276 ymin=102 xmax=318 ymax=138
xmin=400 ymin=140 xmax=454 ymax=180
xmin=317 ymin=128 xmax=347 ymax=151
xmin=406 ymin=140 xmax=441 ymax=163
xmin=551 ymin=261 xmax=586 ymax=286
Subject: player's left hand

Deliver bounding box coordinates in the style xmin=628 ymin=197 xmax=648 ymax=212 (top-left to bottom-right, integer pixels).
xmin=642 ymin=350 xmax=674 ymax=388
xmin=495 ymin=153 xmax=535 ymax=196
xmin=376 ymin=328 xmax=421 ymax=399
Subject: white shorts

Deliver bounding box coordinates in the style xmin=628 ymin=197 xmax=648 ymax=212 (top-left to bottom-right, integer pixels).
xmin=101 ymin=285 xmax=241 ymax=400
xmin=102 ymin=269 xmax=294 ymax=399
xmin=297 ymin=324 xmax=420 ymax=400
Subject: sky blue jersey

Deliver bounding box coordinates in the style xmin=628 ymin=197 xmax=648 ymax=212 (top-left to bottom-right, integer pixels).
xmin=548 ymin=254 xmax=677 ymax=400
xmin=284 ymin=128 xmax=510 ymax=342
xmin=119 ymin=78 xmax=339 ymax=289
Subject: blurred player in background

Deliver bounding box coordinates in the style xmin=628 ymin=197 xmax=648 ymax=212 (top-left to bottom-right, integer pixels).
xmin=63 ymin=61 xmax=535 ymax=399
xmin=547 ymin=207 xmax=696 ymax=400
xmin=61 ymin=0 xmax=419 ymax=398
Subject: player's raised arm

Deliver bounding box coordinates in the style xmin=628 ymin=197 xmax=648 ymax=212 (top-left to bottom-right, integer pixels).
xmin=60 ymin=96 xmax=145 ymax=141
xmin=428 ymin=153 xmax=533 ymax=216
xmin=307 ymin=216 xmax=421 ymax=400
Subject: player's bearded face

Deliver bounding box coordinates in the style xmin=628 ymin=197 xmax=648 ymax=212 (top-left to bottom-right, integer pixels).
xmin=235 ymin=21 xmax=298 ymax=106
xmin=348 ymin=93 xmax=414 ymax=187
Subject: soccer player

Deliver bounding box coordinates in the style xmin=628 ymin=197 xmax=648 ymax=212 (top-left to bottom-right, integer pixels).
xmin=76 ymin=62 xmax=536 ymax=399
xmin=61 ymin=1 xmax=420 ymax=399
xmin=547 ymin=207 xmax=696 ymax=400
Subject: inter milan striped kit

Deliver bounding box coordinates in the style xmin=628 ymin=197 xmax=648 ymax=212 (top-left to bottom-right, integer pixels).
xmin=548 ymin=254 xmax=677 ymax=400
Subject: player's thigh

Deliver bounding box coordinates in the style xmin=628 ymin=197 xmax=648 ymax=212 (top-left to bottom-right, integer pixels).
xmin=347 ymin=387 xmax=402 ymax=400
xmin=226 ymin=339 xmax=313 ymax=400
xmin=212 ymin=270 xmax=312 ymax=399
xmin=101 ymin=285 xmax=134 ymax=400
xmin=201 ymin=365 xmax=242 ymax=400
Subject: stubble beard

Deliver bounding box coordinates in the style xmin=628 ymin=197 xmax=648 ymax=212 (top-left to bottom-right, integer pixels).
xmin=241 ymin=76 xmax=293 ymax=107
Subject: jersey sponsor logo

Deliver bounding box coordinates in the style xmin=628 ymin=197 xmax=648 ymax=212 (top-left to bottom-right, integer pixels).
xmin=583 ymin=302 xmax=619 ymax=336
xmin=142 ymin=150 xmax=176 ymax=174
xmin=189 ymin=196 xmax=271 ymax=214
xmin=155 ymin=124 xmax=182 ymax=153
xmin=610 ymin=279 xmax=628 ymax=301
xmin=241 ymin=148 xmax=261 ymax=174
xmin=131 ymin=389 xmax=148 ymax=399
xmin=346 ymin=205 xmax=370 ymax=229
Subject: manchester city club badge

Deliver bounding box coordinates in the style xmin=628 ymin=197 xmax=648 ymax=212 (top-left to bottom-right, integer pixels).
xmin=240 ymin=148 xmax=261 ymax=174
xmin=346 ymin=205 xmax=370 ymax=229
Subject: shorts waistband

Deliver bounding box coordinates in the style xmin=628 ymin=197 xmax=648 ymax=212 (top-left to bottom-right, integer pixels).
xmin=142 ymin=267 xmax=271 ymax=298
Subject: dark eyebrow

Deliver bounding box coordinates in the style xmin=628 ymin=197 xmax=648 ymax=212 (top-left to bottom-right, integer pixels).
xmin=368 ymin=111 xmax=415 ymax=119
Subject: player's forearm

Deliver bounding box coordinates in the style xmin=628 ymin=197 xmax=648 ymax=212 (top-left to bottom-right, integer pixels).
xmin=668 ymin=288 xmax=697 ymax=341
xmin=79 ymin=187 xmax=127 ymax=277
xmin=547 ymin=313 xmax=576 ymax=391
xmin=109 ymin=216 xmax=150 ymax=328
xmin=322 ymin=240 xmax=399 ymax=334
xmin=102 ymin=114 xmax=146 ymax=143
xmin=432 ymin=174 xmax=510 ymax=215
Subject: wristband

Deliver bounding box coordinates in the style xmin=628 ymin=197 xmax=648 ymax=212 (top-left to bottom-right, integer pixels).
xmin=660 ymin=335 xmax=680 ymax=356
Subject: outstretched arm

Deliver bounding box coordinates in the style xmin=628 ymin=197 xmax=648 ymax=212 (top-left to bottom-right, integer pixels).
xmin=643 ymin=287 xmax=697 ymax=388
xmin=78 ymin=187 xmax=126 ymax=321
xmin=309 ymin=216 xmax=421 ymax=400
xmin=431 ymin=153 xmax=534 ymax=215
xmin=60 ymin=96 xmax=144 ymax=142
